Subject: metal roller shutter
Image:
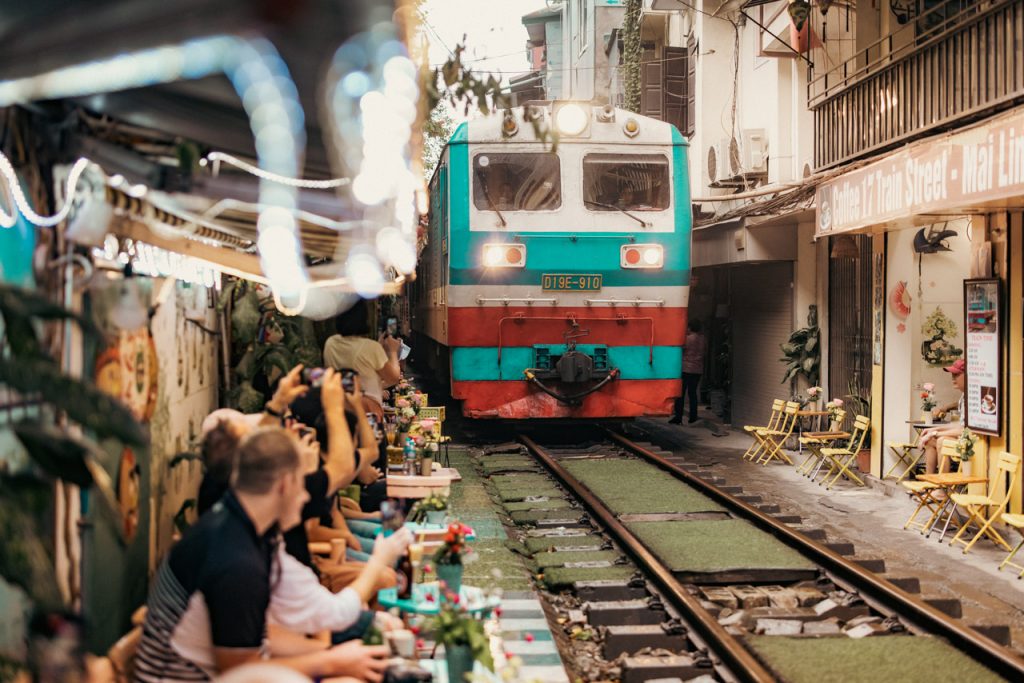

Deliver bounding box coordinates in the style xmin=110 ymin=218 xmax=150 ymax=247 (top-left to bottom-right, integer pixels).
xmin=730 ymin=262 xmax=794 ymax=428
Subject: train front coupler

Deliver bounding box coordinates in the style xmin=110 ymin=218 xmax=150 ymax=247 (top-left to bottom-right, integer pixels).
xmin=522 ymin=368 xmax=620 ymax=407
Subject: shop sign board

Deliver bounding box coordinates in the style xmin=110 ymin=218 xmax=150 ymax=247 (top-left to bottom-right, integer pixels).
xmin=963 ymin=279 xmax=1002 ymax=436
xmin=816 ymin=107 xmax=1024 ymax=236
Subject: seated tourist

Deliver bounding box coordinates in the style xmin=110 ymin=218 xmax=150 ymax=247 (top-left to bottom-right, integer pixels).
xmin=920 ymin=359 xmax=967 ymax=474
xmin=135 ymin=427 xmax=406 ymax=681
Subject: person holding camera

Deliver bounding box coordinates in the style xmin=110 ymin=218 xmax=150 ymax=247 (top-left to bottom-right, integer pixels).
xmin=324 ymin=299 xmax=401 ymax=420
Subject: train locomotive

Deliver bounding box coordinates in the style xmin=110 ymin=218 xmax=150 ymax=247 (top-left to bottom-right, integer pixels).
xmin=410 ymin=101 xmax=692 ymax=419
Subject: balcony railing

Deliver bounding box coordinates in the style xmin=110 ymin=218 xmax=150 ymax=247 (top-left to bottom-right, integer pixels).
xmin=809 ymin=0 xmax=1024 ymax=170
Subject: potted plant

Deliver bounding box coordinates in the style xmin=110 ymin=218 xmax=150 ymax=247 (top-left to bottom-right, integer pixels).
xmin=920 ymin=383 xmax=937 ymax=424
xmin=413 ymin=492 xmax=449 ymax=525
xmin=825 ymin=398 xmax=844 ymax=431
xmin=426 ymin=587 xmax=493 ymax=683
xmin=806 ymin=386 xmax=823 ymax=410
xmin=953 ymin=428 xmax=979 ymax=474
xmin=431 ymin=522 xmax=474 ymax=596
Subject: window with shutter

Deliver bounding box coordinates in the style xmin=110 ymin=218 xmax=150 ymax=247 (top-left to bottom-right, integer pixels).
xmin=640 ymin=48 xmax=662 ymax=120
xmin=686 ymin=35 xmax=696 ymax=137
xmin=662 ymin=46 xmax=687 ymax=134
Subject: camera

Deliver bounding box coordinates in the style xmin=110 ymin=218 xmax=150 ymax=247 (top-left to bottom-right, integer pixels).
xmin=301 ymin=367 xmax=326 ymax=388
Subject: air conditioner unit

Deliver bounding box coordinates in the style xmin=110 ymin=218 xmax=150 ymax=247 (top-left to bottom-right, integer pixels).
xmin=707 ymin=138 xmax=740 ymax=184
xmin=740 ymin=128 xmax=769 ymax=174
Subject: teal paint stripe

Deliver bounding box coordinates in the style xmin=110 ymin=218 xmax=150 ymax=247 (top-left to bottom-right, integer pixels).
xmin=452 ymin=346 xmax=682 ymax=381
xmin=449 ymin=130 xmax=470 ymax=244
xmin=671 ymin=127 xmax=693 ymax=274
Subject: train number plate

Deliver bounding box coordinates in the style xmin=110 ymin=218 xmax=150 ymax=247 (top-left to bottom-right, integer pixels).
xmin=541 ymin=273 xmax=603 ymax=291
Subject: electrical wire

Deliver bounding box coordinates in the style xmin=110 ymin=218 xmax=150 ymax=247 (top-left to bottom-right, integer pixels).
xmin=0 ymin=151 xmax=91 ymax=228
xmin=200 ymin=151 xmax=351 ymax=189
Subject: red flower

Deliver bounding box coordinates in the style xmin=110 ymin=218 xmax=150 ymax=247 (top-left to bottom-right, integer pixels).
xmin=524 ymin=633 xmax=534 ymax=643
xmin=423 ymin=565 xmax=433 ymax=574
xmin=494 ymin=607 xmax=502 ymax=617
xmin=452 ymin=595 xmax=460 ymax=604
xmin=505 ymin=652 xmax=514 ymax=660
xmin=410 ymin=625 xmax=420 ymax=635
xmin=425 ymin=593 xmax=435 ymax=602
xmin=416 ymin=639 xmax=425 ymax=649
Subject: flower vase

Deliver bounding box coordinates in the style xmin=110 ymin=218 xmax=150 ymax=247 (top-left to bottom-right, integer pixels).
xmin=445 ymin=643 xmax=474 ymax=683
xmin=435 ymin=562 xmax=463 ymax=596
xmin=922 ymin=412 xmax=934 ymax=425
xmin=425 ymin=510 xmax=447 ymax=525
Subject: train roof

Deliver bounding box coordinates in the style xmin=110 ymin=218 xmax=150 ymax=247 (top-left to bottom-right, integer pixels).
xmin=447 ymin=102 xmax=688 ymax=147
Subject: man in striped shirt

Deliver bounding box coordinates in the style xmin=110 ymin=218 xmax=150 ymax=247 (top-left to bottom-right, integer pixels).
xmin=134 ymin=428 xmax=394 ymax=682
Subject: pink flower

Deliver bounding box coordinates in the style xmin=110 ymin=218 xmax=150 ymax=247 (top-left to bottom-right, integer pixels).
xmin=396 ymin=398 xmax=411 ymax=408
xmin=419 ymin=419 xmax=436 ymax=432
xmin=524 ymin=633 xmax=534 ymax=643
xmin=833 ymin=398 xmax=843 ymax=406
xmin=923 ymin=383 xmax=935 ymax=392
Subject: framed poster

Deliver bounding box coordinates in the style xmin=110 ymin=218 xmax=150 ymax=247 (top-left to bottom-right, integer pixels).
xmin=963 ymin=278 xmax=1002 ymax=435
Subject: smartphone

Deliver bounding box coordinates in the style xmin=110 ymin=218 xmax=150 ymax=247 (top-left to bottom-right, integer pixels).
xmin=301 ymin=367 xmax=326 ymax=388
xmin=380 ymin=498 xmax=404 ymax=536
xmin=386 ymin=317 xmax=398 ymax=337
xmin=340 ymin=368 xmax=358 ymax=393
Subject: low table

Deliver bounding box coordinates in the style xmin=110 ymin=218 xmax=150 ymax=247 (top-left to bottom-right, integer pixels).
xmin=388 ymin=472 xmax=454 ymax=499
xmin=378 ymin=583 xmax=499 ymax=617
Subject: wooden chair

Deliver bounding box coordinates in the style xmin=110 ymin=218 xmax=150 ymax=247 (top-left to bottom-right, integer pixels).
xmin=997 ymin=513 xmax=1024 ymax=578
xmin=948 ymin=451 xmax=1021 ymax=554
xmin=755 ymin=401 xmax=802 ymax=466
xmin=742 ymin=399 xmax=786 ymax=461
xmin=817 ymin=415 xmax=870 ymax=489
xmin=884 ymin=429 xmax=924 ymax=482
xmin=901 ymin=441 xmax=960 ymax=533
xmin=796 ymin=408 xmax=848 ymax=477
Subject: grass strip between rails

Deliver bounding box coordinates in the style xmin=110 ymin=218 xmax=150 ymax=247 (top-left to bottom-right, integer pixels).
xmin=746 ymin=635 xmax=1003 ymax=683
xmin=629 ymin=519 xmax=815 ymax=573
xmin=561 ymin=458 xmax=725 ymax=515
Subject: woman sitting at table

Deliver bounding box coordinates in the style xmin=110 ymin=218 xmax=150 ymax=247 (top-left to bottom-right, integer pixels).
xmin=920 ymin=359 xmax=966 ymax=474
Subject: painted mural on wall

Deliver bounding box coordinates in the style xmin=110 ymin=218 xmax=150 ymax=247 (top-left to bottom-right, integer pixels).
xmin=920 ymin=306 xmax=963 ymax=366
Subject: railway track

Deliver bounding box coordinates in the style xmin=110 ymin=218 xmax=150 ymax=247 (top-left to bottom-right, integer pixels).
xmin=495 ymin=429 xmax=1024 ymax=682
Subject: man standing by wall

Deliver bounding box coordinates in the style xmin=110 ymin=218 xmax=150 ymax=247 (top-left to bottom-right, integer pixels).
xmin=672 ymin=320 xmax=706 ymax=424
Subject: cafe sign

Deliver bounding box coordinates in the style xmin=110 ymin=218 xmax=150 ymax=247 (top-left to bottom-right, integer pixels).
xmin=816 ymin=107 xmax=1024 ymax=236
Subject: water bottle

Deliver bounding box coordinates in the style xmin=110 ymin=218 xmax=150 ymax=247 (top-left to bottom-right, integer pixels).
xmin=403 ymin=437 xmax=418 ymax=476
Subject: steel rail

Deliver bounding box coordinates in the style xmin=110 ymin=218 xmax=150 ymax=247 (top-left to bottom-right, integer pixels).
xmin=518 ymin=434 xmax=777 ymax=683
xmin=606 ymin=429 xmax=1024 ymax=680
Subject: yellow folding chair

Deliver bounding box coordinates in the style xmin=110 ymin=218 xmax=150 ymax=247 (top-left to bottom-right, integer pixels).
xmin=743 ymin=399 xmax=786 ymax=461
xmin=884 ymin=429 xmax=924 ymax=482
xmin=997 ymin=513 xmax=1024 ymax=578
xmin=817 ymin=415 xmax=870 ymax=489
xmin=755 ymin=401 xmax=801 ymax=466
xmin=948 ymin=451 xmax=1021 ymax=554
xmin=901 ymin=441 xmax=960 ymax=533
xmin=797 ymin=408 xmax=848 ymax=477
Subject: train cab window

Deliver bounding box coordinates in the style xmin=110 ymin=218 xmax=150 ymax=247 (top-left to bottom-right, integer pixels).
xmin=473 ymin=153 xmax=561 ymax=211
xmin=583 ymin=153 xmax=670 ymax=211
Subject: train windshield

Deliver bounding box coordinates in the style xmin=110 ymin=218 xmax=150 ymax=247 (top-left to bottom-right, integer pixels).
xmin=583 ymin=153 xmax=670 ymax=211
xmin=473 ymin=153 xmax=561 ymax=211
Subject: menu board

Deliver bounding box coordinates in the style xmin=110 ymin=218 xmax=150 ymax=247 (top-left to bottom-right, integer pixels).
xmin=963 ymin=279 xmax=1002 ymax=435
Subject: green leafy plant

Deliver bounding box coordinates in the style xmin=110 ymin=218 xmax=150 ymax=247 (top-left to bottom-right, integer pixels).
xmin=426 ymin=592 xmax=494 ymax=673
xmin=780 ymin=307 xmax=820 ymax=386
xmin=623 ymin=0 xmax=642 ymax=113
xmin=0 ymin=283 xmax=145 ymax=613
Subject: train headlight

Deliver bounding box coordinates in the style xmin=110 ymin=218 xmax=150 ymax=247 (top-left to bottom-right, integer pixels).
xmin=555 ymin=103 xmax=588 ymax=136
xmin=623 ymin=118 xmax=640 ymax=138
xmin=621 ymin=244 xmax=663 ymax=269
xmin=483 ymin=243 xmax=526 ymax=268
